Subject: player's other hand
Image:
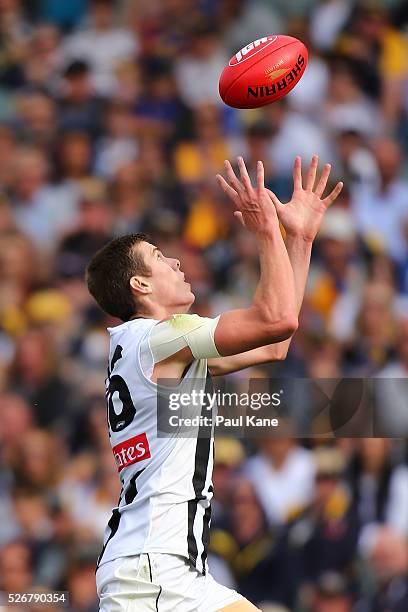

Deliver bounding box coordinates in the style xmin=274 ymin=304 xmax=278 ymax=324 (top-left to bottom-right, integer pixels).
xmin=267 ymin=155 xmax=343 ymax=243
xmin=216 ymin=157 xmax=280 ymax=236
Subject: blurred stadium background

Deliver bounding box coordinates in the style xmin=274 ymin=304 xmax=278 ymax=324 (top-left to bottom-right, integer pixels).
xmin=0 ymin=0 xmax=408 ymax=610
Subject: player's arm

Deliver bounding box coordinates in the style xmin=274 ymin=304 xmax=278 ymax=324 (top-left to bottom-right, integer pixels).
xmin=207 ymin=237 xmax=311 ymax=374
xmin=207 ymin=235 xmax=311 ymax=375
xmin=151 ymin=157 xmax=343 ymax=380
xmin=208 ymin=155 xmax=343 ymax=376
xmin=149 ymin=158 xmax=298 ymax=382
xmin=211 ymin=157 xmax=298 ymax=356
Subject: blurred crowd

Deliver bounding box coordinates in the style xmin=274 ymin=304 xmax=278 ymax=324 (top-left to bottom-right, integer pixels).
xmin=0 ymin=0 xmax=408 ymax=610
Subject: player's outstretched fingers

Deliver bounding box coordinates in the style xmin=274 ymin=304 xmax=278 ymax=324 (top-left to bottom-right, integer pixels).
xmin=216 ymin=174 xmax=240 ymax=206
xmin=293 ymin=155 xmax=302 ymax=191
xmin=256 ymin=160 xmax=265 ymax=191
xmin=323 ymin=181 xmax=344 ymax=207
xmin=306 ymin=154 xmax=318 ymax=191
xmin=237 ymin=156 xmax=253 ymax=194
xmin=314 ymin=163 xmax=332 ymax=198
xmin=224 ymin=160 xmax=244 ymax=194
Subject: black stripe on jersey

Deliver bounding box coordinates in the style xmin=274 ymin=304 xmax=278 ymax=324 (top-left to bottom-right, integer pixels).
xmin=187 ymin=499 xmax=199 ymax=565
xmin=201 ymin=503 xmax=211 ymax=569
xmin=187 ymin=373 xmax=213 ymax=574
xmin=97 ymin=469 xmax=145 ymax=568
xmin=147 ymin=553 xmax=153 ymax=581
xmin=96 ymin=508 xmax=121 ymax=568
xmin=156 ymin=586 xmax=162 ymax=611
xmin=125 ymin=469 xmax=145 ymax=505
xmin=109 ymin=345 xmax=123 ymax=374
xmin=147 ymin=553 xmax=162 ymax=611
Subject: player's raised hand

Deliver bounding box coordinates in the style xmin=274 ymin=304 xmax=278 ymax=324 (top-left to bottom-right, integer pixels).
xmin=267 ymin=155 xmax=343 ymax=243
xmin=216 ymin=157 xmax=279 ymax=235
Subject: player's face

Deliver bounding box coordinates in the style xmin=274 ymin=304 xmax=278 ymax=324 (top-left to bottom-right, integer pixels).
xmin=141 ymin=241 xmax=195 ymax=311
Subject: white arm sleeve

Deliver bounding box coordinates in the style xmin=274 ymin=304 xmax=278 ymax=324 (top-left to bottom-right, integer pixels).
xmin=149 ymin=314 xmax=221 ymax=362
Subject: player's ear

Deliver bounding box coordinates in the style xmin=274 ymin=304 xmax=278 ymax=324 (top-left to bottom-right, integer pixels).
xmin=130 ymin=276 xmax=152 ymax=295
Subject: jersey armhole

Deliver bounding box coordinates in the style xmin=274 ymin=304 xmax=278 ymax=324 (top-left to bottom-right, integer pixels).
xmin=139 ymin=326 xmax=157 ymax=380
xmin=135 ymin=322 xmax=195 ymax=394
xmin=136 ymin=321 xmax=194 ymax=397
xmin=136 ymin=321 xmax=161 ymax=390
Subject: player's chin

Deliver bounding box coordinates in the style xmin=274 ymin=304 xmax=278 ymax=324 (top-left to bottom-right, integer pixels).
xmin=186 ymin=284 xmax=195 ymax=304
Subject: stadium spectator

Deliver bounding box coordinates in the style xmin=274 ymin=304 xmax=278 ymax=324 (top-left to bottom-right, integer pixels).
xmin=174 ymin=23 xmax=228 ymax=108
xmin=211 ymin=437 xmax=245 ymax=527
xmin=324 ymin=59 xmax=380 ymax=137
xmin=0 ymin=393 xmax=34 ymax=464
xmin=352 ymin=138 xmax=408 ymax=264
xmin=307 ymin=206 xmax=361 ymax=330
xmin=243 ymin=434 xmax=315 ymax=526
xmin=347 ymin=439 xmax=408 ymax=536
xmin=0 ymin=541 xmax=34 ymax=593
xmin=62 ymin=0 xmax=138 ymax=96
xmin=310 ymin=571 xmax=354 ymax=612
xmin=0 ymin=124 xmax=17 ymax=190
xmin=23 ymin=24 xmax=62 ymax=90
xmin=10 ymin=146 xmax=79 ymax=251
xmin=7 ymin=331 xmax=74 ymax=429
xmin=358 ymin=524 xmax=408 ymax=612
xmin=58 ymin=60 xmax=106 ymax=138
xmin=14 ymin=91 xmax=57 ymax=153
xmin=286 ymin=447 xmax=360 ymax=594
xmin=210 ymin=478 xmax=295 ymax=608
xmin=374 ymin=317 xmax=408 ymax=438
xmin=66 ymin=553 xmax=100 ymax=612
xmin=0 ymin=0 xmax=31 ymax=90
xmin=94 ymin=102 xmax=138 ymax=179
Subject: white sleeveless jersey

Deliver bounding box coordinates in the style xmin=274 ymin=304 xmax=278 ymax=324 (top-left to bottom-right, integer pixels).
xmin=97 ymin=318 xmax=215 ymax=575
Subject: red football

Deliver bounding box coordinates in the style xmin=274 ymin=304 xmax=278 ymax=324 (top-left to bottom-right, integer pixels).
xmin=219 ymin=35 xmax=308 ymax=109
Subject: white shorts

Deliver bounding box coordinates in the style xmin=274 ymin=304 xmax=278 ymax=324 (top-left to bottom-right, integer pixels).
xmin=96 ymin=553 xmax=244 ymax=612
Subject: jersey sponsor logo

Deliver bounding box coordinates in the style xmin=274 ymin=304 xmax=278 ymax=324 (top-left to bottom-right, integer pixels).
xmin=112 ymin=433 xmax=151 ymax=472
xmin=229 ymin=36 xmax=278 ymax=66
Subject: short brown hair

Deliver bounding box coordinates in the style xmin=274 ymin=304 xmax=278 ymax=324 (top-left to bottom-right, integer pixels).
xmin=86 ymin=234 xmax=151 ymax=321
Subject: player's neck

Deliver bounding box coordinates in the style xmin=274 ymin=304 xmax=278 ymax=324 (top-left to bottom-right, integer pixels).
xmin=129 ymin=303 xmax=190 ymax=321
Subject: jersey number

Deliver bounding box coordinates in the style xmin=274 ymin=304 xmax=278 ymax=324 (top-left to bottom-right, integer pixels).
xmin=107 ymin=345 xmax=136 ymax=432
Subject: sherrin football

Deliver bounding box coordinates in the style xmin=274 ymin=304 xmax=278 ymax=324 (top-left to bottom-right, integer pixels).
xmin=219 ymin=35 xmax=308 ymax=109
